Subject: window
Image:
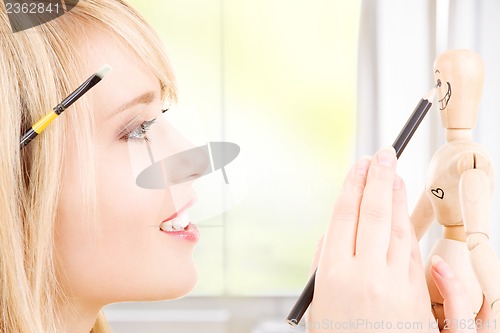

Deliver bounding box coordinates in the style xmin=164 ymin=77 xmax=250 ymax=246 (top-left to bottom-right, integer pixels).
xmin=127 ymin=0 xmax=360 ymax=295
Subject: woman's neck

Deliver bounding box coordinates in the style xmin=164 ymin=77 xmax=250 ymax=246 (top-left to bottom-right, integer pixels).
xmin=57 ymin=298 xmax=102 ymax=333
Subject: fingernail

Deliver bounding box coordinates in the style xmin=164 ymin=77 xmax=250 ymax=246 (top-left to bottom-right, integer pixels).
xmin=376 ymin=147 xmax=396 ymax=167
xmin=431 ymin=255 xmax=455 ymax=278
xmin=393 ymin=175 xmax=402 ymax=190
xmin=356 ymin=156 xmax=371 ymax=177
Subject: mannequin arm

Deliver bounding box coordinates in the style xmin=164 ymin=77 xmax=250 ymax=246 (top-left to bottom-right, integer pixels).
xmin=411 ymin=190 xmax=435 ymax=240
xmin=460 ymin=169 xmax=500 ymax=320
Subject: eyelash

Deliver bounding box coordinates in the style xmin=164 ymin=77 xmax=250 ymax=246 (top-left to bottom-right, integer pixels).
xmin=126 ymin=118 xmax=156 ymax=142
xmin=121 ymin=108 xmax=169 ymax=142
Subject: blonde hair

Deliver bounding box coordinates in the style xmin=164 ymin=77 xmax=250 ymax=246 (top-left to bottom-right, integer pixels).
xmin=0 ymin=1 xmax=176 ymax=332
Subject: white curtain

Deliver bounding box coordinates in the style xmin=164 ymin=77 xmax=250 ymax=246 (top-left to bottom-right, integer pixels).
xmin=357 ymin=0 xmax=500 ymax=255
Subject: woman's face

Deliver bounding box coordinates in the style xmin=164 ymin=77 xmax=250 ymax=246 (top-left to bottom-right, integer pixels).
xmin=55 ymin=32 xmax=205 ymax=306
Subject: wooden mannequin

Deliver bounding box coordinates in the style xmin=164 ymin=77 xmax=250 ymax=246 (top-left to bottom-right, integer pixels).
xmin=410 ymin=49 xmax=500 ymax=329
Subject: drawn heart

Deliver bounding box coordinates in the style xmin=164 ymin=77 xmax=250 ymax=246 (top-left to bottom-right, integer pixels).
xmin=431 ymin=188 xmax=445 ymax=200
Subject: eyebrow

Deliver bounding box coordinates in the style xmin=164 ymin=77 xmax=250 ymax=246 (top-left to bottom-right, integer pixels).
xmin=435 ymin=70 xmax=440 ymax=73
xmin=108 ymin=91 xmax=158 ymax=119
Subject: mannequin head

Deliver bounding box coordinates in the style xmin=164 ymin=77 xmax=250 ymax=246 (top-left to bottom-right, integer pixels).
xmin=433 ymin=49 xmax=484 ymax=130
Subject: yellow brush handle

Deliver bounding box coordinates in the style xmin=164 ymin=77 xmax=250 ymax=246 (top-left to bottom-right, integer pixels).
xmin=32 ymin=111 xmax=58 ymax=134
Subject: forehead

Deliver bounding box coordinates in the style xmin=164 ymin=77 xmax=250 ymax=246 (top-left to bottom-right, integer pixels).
xmin=80 ymin=30 xmax=161 ymax=120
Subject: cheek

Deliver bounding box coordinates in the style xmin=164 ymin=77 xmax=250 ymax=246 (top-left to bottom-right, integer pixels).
xmin=55 ymin=148 xmax=199 ymax=305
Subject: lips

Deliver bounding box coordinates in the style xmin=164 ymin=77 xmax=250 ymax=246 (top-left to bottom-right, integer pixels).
xmin=161 ymin=198 xmax=196 ymax=223
xmin=159 ymin=223 xmax=200 ymax=242
xmin=160 ymin=210 xmax=190 ymax=231
xmin=438 ymin=82 xmax=452 ymax=110
xmin=158 ymin=198 xmax=199 ymax=241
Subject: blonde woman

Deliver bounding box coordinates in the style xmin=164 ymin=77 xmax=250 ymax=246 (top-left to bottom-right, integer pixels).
xmin=0 ymin=1 xmax=490 ymax=332
xmin=1 ymin=1 xmax=201 ymax=331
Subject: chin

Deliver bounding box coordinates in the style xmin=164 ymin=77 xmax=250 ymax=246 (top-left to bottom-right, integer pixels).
xmin=146 ymin=264 xmax=199 ymax=301
xmin=166 ymin=268 xmax=199 ymax=300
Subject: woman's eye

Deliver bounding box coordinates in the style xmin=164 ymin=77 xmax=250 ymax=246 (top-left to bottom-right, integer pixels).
xmin=126 ymin=118 xmax=157 ymax=142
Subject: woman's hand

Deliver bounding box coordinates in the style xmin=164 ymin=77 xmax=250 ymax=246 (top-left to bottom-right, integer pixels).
xmin=431 ymin=255 xmax=498 ymax=333
xmin=306 ymin=147 xmax=461 ymax=333
xmin=306 ymin=147 xmax=495 ymax=332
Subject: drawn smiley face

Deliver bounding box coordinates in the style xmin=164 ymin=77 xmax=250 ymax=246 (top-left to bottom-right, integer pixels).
xmin=435 ymin=70 xmax=452 ymax=110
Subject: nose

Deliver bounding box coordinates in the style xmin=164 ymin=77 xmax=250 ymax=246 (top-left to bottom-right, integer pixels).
xmin=134 ymin=119 xmax=210 ymax=189
xmin=164 ymin=141 xmax=241 ymax=183
xmin=163 ymin=144 xmax=210 ymax=185
xmin=163 ymin=119 xmax=210 ymax=184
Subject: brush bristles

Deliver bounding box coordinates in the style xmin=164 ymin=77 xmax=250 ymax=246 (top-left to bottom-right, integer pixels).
xmin=95 ymin=64 xmax=112 ymax=79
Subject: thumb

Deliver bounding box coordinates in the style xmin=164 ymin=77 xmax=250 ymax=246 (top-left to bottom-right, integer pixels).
xmin=430 ymin=255 xmax=477 ymax=333
xmin=305 ymin=236 xmax=323 ymax=324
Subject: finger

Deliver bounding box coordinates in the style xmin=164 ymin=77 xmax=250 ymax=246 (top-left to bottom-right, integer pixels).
xmin=476 ymin=296 xmax=497 ymax=333
xmin=320 ymin=156 xmax=371 ymax=265
xmin=430 ymin=255 xmax=476 ymax=333
xmin=309 ymin=236 xmax=324 ymax=276
xmin=408 ymin=222 xmax=425 ymax=283
xmin=387 ymin=176 xmax=412 ymax=273
xmin=355 ymin=147 xmax=397 ymax=264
